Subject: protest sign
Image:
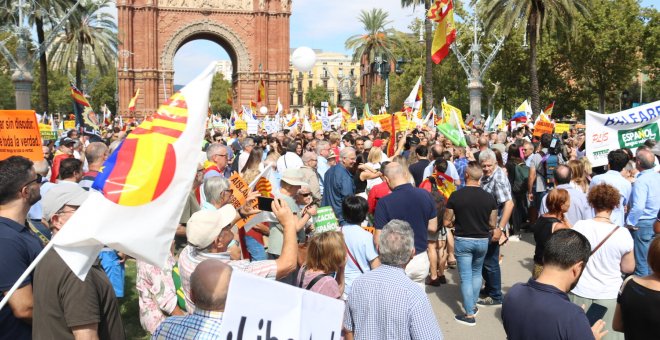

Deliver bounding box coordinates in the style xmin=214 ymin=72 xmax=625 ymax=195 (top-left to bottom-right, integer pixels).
xmin=39 ymin=123 xmax=58 ymax=140
xmin=247 ymin=120 xmax=259 ymax=135
xmin=554 ymin=123 xmax=570 ymax=134
xmin=363 ymin=119 xmax=375 ymax=132
xmin=234 ymin=120 xmax=247 ymax=131
xmin=533 ymin=121 xmax=554 ymax=137
xmin=0 ymin=110 xmax=43 ymax=161
xmin=311 ymin=121 xmax=322 ymax=132
xmin=313 ymin=206 xmax=339 ymax=234
xmin=586 ymin=101 xmax=660 ymax=167
xmin=218 ymin=270 xmax=344 ymax=340
xmin=321 ymin=117 xmax=331 ymax=131
xmin=228 ymin=172 xmax=256 ymax=229
xmin=264 ymin=121 xmax=279 ymax=134
xmin=63 ymin=120 xmax=76 ymax=130
xmin=347 ymin=122 xmax=357 ymax=131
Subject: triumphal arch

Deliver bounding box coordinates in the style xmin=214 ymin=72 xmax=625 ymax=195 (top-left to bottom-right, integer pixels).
xmin=117 ymin=0 xmax=291 ymax=116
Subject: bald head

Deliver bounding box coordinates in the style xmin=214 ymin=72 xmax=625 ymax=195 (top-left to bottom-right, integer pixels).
xmin=636 ymin=149 xmax=655 ymax=170
xmin=85 ymin=142 xmax=108 ymax=165
xmin=553 ymin=164 xmax=572 ymax=185
xmin=33 ymin=159 xmax=49 ymax=176
xmin=478 ymin=137 xmax=489 ymax=150
xmin=190 ymin=259 xmax=233 ymax=311
xmin=383 ymin=161 xmax=407 ymax=188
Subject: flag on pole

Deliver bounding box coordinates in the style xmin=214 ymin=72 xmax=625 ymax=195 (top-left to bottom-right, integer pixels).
xmin=428 ymin=0 xmax=456 ymax=64
xmin=363 ymin=103 xmax=371 ymax=119
xmin=351 ymin=108 xmax=358 ymax=121
xmin=437 ymin=107 xmax=467 ymax=147
xmin=128 ymin=89 xmax=140 ymax=112
xmin=441 ymin=101 xmax=465 ymax=129
xmin=226 ymin=89 xmax=233 ymax=105
xmin=403 ymin=76 xmax=423 ymax=113
xmin=542 ymin=101 xmax=555 ymax=117
xmin=52 ymin=62 xmax=216 ymax=279
xmin=257 ymin=79 xmax=266 ymax=103
xmin=492 ymin=109 xmax=503 ymax=131
xmin=275 ymin=97 xmax=283 ymax=116
xmin=512 ymin=100 xmax=529 ymax=122
xmin=386 ymin=114 xmax=398 ymax=157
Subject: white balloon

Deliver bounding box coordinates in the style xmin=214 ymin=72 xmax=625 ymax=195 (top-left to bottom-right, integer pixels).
xmin=291 ymin=47 xmax=316 ymax=72
xmin=259 ymin=106 xmax=268 ymax=115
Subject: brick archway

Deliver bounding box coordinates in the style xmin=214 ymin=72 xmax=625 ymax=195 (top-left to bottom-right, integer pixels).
xmin=117 ymin=0 xmax=291 ymax=116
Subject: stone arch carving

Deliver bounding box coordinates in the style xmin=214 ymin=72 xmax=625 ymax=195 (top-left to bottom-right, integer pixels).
xmin=160 ymin=20 xmax=252 ymax=73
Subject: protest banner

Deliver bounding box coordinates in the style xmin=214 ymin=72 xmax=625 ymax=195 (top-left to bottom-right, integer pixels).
xmin=0 ymin=110 xmax=43 ymax=161
xmin=313 ymin=206 xmax=339 ymax=234
xmin=533 ymin=121 xmax=554 ymax=137
xmin=554 ymin=123 xmax=570 ymax=134
xmin=39 ymin=123 xmax=58 ymax=140
xmin=234 ymin=119 xmax=247 ymax=131
xmin=264 ymin=121 xmax=279 ymax=134
xmin=63 ymin=120 xmax=76 ymax=130
xmin=247 ymin=120 xmax=259 ymax=135
xmin=586 ymin=100 xmax=660 ymax=167
xmin=218 ymin=270 xmax=344 ymax=340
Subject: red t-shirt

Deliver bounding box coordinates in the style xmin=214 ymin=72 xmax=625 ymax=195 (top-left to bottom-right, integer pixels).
xmin=367 ymin=181 xmax=392 ymax=215
xmin=50 ymin=152 xmax=73 ymax=183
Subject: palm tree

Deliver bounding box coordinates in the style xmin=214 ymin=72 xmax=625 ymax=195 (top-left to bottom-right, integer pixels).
xmin=478 ymin=0 xmax=589 ymax=115
xmin=401 ymin=0 xmax=434 ymax=113
xmin=345 ymin=9 xmax=401 ymax=106
xmin=33 ymin=0 xmax=68 ymax=112
xmin=49 ymin=0 xmax=118 ymax=89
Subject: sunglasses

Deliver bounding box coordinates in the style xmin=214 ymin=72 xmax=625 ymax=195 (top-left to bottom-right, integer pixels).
xmin=300 ymin=192 xmax=312 ymax=197
xmin=23 ymin=174 xmax=43 ymax=188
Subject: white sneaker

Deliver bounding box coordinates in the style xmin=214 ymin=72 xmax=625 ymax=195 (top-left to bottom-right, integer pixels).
xmin=509 ymin=235 xmax=521 ymax=242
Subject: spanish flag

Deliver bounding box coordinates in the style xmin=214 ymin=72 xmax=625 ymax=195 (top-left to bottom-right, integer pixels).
xmin=128 ymin=89 xmax=140 ymax=112
xmin=428 ymin=0 xmax=456 ymax=64
xmin=71 ymin=85 xmax=91 ymax=107
xmin=226 ymin=89 xmax=233 ymax=105
xmin=257 ymin=79 xmax=266 ymax=103
xmin=249 ymin=100 xmax=257 ymax=113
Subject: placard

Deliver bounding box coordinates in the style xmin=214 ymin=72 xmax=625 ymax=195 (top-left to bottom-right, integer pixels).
xmin=228 ymin=172 xmax=256 ymax=229
xmin=247 ymin=120 xmax=259 ymax=135
xmin=0 ymin=110 xmax=44 ymax=161
xmin=533 ymin=121 xmax=554 ymax=137
xmin=63 ymin=120 xmax=76 ymax=130
xmin=311 ymin=121 xmax=322 ymax=132
xmin=39 ymin=123 xmax=58 ymax=140
xmin=313 ymin=206 xmax=339 ymax=234
xmin=234 ymin=120 xmax=247 ymax=131
xmin=554 ymin=123 xmax=570 ymax=134
xmin=218 ymin=270 xmax=344 ymax=340
xmin=321 ymin=117 xmax=331 ymax=131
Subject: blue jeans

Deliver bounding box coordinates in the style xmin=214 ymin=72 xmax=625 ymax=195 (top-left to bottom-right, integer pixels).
xmin=245 ymin=235 xmax=267 ymax=261
xmin=631 ymin=219 xmax=655 ymax=276
xmin=481 ymin=239 xmax=502 ymax=302
xmin=455 ymin=237 xmax=489 ymax=315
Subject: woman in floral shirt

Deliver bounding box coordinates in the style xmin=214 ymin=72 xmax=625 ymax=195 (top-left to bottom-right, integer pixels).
xmin=136 ymin=253 xmax=185 ymax=333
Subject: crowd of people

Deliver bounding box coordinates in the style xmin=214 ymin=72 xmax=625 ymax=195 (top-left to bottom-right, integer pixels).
xmin=1 ymin=120 xmax=660 ymax=339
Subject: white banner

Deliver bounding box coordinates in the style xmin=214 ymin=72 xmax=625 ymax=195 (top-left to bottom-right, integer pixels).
xmin=247 ymin=120 xmax=259 ymax=135
xmin=218 ymin=271 xmax=344 ymax=339
xmin=586 ymin=101 xmax=660 ymax=167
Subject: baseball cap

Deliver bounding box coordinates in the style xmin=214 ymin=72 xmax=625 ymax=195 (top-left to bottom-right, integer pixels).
xmin=186 ymin=205 xmax=237 ymax=249
xmin=41 ymin=184 xmax=90 ymax=221
xmin=59 ymin=137 xmax=75 ymax=146
xmin=409 ymin=136 xmax=420 ymax=146
xmin=373 ymin=139 xmax=384 ymax=148
xmin=280 ymin=168 xmax=307 ymax=186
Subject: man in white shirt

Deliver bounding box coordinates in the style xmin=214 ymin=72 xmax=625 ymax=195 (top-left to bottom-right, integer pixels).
xmin=277 ymin=140 xmax=303 ymax=173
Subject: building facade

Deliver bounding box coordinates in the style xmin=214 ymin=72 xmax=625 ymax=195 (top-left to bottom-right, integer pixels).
xmin=289 ymin=49 xmax=360 ymax=113
xmin=215 ymin=60 xmax=233 ymax=81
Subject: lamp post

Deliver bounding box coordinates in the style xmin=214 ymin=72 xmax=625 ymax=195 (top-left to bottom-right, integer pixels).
xmin=638 ymin=69 xmax=644 ymax=104
xmin=0 ymin=0 xmax=91 ymax=109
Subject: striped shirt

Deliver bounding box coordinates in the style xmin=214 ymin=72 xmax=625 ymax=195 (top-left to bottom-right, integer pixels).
xmin=152 ymin=309 xmax=223 ymax=339
xmin=481 ymin=166 xmax=512 ymax=206
xmin=344 ymin=265 xmax=443 ymax=340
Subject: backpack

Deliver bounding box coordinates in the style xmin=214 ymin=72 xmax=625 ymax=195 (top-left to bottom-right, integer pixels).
xmin=538 ymin=153 xmax=558 ymax=189
xmin=512 ymin=163 xmax=530 ymax=194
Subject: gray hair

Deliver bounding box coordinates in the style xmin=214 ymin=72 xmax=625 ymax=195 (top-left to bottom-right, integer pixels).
xmin=378 ymin=220 xmax=415 ymax=267
xmin=363 ymin=139 xmax=373 ymax=150
xmin=302 ymin=151 xmax=317 ymax=163
xmin=33 ymin=160 xmax=49 ymax=176
xmin=636 ymin=149 xmax=655 ymax=170
xmin=203 ymin=177 xmax=230 ymax=205
xmin=478 ymin=148 xmax=496 ymax=164
xmin=316 ymin=140 xmax=330 ymax=154
xmin=206 ymin=143 xmax=227 ymax=161
xmin=339 ymin=147 xmax=356 ymax=159
xmin=241 ymin=137 xmax=254 ymax=149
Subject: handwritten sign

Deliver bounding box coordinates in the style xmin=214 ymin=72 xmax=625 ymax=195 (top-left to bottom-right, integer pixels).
xmin=313 ymin=207 xmax=339 ymax=234
xmin=228 ymin=172 xmax=255 ymax=229
xmin=533 ymin=121 xmax=554 ymax=137
xmin=218 ymin=271 xmax=344 ymax=340
xmin=554 ymin=123 xmax=570 ymax=134
xmin=0 ymin=110 xmax=43 ymax=161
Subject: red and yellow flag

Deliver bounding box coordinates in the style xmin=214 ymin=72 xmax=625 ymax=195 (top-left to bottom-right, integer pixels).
xmin=71 ymin=85 xmax=91 ymax=107
xmin=428 ymin=0 xmax=456 ymax=64
xmin=257 ymin=79 xmax=266 ymax=102
xmin=226 ymin=89 xmax=233 ymax=105
xmin=128 ymin=89 xmax=140 ymax=112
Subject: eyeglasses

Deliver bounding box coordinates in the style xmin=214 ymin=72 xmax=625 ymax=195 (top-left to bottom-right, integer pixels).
xmin=56 ymin=208 xmax=77 ymax=216
xmin=300 ymin=192 xmax=312 ymax=197
xmin=214 ymin=154 xmax=228 ymax=158
xmin=23 ymin=174 xmax=42 ymax=188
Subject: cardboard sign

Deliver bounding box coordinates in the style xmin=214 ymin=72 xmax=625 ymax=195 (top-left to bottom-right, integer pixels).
xmin=0 ymin=110 xmax=44 ymax=161
xmin=554 ymin=123 xmax=570 ymax=134
xmin=313 ymin=206 xmax=339 ymax=234
xmin=311 ymin=121 xmax=322 ymax=132
xmin=218 ymin=270 xmax=344 ymax=339
xmin=63 ymin=120 xmax=76 ymax=130
xmin=228 ymin=172 xmax=256 ymax=229
xmin=533 ymin=121 xmax=554 ymax=137
xmin=234 ymin=120 xmax=247 ymax=131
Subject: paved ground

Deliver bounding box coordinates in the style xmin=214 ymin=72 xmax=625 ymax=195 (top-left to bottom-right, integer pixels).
xmin=426 ymin=231 xmax=536 ymax=339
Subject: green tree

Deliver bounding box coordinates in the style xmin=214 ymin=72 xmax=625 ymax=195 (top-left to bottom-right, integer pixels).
xmin=567 ymin=0 xmax=644 ymax=113
xmin=48 ymin=0 xmax=118 ymax=88
xmin=478 ymin=0 xmax=589 ymax=115
xmin=209 ymin=74 xmax=233 ymax=118
xmin=305 ymin=85 xmax=330 ymax=108
xmin=345 ymin=8 xmax=402 ymax=106
xmin=400 ymin=0 xmax=434 ymax=111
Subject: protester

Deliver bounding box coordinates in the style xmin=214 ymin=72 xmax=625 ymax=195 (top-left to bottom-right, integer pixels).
xmin=277 ymin=140 xmax=304 ymax=173
xmin=237 ymin=137 xmax=255 ymax=173
xmin=50 ymin=137 xmax=75 ymax=183
xmin=79 ymin=142 xmax=109 ymax=190
xmin=625 ymin=148 xmax=660 ymax=276
xmin=589 ymin=150 xmax=631 ymax=228
xmin=343 ymin=220 xmax=443 ymax=339
xmin=532 ymin=188 xmax=571 ymax=278
xmin=204 ymin=143 xmax=232 ymax=179
xmin=57 ymin=157 xmax=83 ymax=184
xmin=539 ymin=164 xmax=593 ymax=226
xmin=613 ymin=237 xmax=660 ymax=340
xmin=26 ymin=160 xmax=53 ymax=241
xmin=409 ymin=145 xmax=430 ymax=187
xmin=322 ymin=147 xmax=357 ymax=224
xmin=502 ymin=229 xmax=607 ymax=340
xmin=240 ymin=146 xmax=265 ymax=184
xmin=299 ymin=151 xmax=322 ymax=201
xmin=296 ymin=231 xmax=346 ymax=299
xmin=34 ymin=184 xmax=125 ymax=340
xmin=570 ymin=183 xmax=635 ymax=340
xmin=316 ymin=140 xmax=332 ymax=180
xmin=444 ymin=161 xmax=498 ymax=325
xmin=136 ymin=252 xmax=184 ymax=334
xmin=568 ymin=159 xmax=589 ymax=193
xmin=0 ymin=156 xmax=44 ymax=339
xmin=153 ymin=260 xmax=232 ymax=339
xmin=340 ymin=196 xmax=380 ymax=299
xmin=374 ymin=161 xmax=438 ymax=287
xmin=478 ymin=149 xmax=514 ymax=307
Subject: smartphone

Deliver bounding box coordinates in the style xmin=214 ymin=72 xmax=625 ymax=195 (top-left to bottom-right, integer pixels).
xmin=257 ymin=196 xmax=274 ymax=212
xmin=585 ymin=303 xmax=608 ymax=326
xmin=550 ymin=138 xmax=558 ymax=149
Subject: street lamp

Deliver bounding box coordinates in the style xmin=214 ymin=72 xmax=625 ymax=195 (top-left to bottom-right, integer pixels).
xmin=0 ymin=0 xmax=98 ymax=109
xmin=638 ymin=69 xmax=644 ymax=104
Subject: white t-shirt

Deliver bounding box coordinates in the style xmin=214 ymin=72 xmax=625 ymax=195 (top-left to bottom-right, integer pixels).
xmin=365 ymin=162 xmax=382 ymax=192
xmin=571 ymin=220 xmax=634 ymax=299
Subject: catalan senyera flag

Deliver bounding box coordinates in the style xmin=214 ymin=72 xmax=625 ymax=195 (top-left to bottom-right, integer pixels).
xmin=226 ymin=89 xmax=233 ymax=105
xmin=428 ymin=0 xmax=456 ymax=64
xmin=257 ymin=79 xmax=266 ymax=103
xmin=543 ymin=101 xmax=555 ymax=117
xmin=249 ymin=100 xmax=257 ymax=114
xmin=51 ymin=63 xmax=216 ymax=279
xmin=128 ymin=89 xmax=140 ymax=112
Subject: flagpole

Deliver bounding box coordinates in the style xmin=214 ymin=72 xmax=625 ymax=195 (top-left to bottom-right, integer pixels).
xmin=0 ymin=241 xmax=54 ymax=311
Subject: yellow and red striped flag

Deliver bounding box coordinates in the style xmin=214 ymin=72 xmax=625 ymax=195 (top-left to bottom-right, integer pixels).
xmin=257 ymin=79 xmax=266 ymax=103
xmin=428 ymin=0 xmax=456 ymax=64
xmin=128 ymin=89 xmax=140 ymax=112
xmin=226 ymin=89 xmax=233 ymax=105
